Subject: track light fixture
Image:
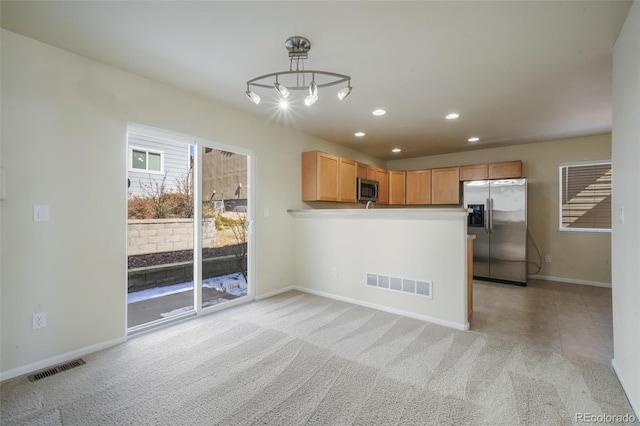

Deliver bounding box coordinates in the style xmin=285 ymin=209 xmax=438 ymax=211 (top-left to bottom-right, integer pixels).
xmin=245 ymin=36 xmax=352 ymax=108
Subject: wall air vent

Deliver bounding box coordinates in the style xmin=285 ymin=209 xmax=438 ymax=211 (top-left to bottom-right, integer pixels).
xmin=366 ymin=273 xmax=432 ymax=298
xmin=28 ymin=359 xmax=86 ymax=382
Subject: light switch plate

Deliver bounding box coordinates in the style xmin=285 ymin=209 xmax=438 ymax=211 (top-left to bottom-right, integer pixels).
xmin=0 ymin=168 xmax=6 ymax=201
xmin=619 ymin=206 xmax=625 ymax=224
xmin=33 ymin=204 xmax=49 ymax=222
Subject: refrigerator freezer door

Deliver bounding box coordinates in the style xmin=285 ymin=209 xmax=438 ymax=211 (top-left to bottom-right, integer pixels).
xmin=463 ymin=181 xmax=490 ymax=279
xmin=489 ymin=179 xmax=527 ymax=283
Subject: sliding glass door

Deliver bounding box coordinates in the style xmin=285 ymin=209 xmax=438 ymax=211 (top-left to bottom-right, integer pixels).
xmin=126 ymin=125 xmax=253 ymax=331
xmin=198 ymin=147 xmax=251 ymax=310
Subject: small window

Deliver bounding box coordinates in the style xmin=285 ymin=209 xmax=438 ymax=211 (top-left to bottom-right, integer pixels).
xmin=130 ymin=148 xmax=163 ymax=173
xmin=559 ymin=160 xmax=611 ymax=232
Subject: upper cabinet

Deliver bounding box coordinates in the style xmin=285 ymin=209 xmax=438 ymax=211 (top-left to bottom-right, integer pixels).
xmin=302 ymin=151 xmax=340 ymax=202
xmin=460 ymin=160 xmax=523 ymax=181
xmin=303 ymin=150 xmax=522 ymax=206
xmin=406 ymin=169 xmax=432 ymax=205
xmin=489 ymin=160 xmax=522 ymax=179
xmin=431 ymin=167 xmax=460 ymax=205
xmin=356 ymin=162 xmax=377 ymax=181
xmin=338 ymin=158 xmax=357 ymax=202
xmin=375 ymin=168 xmax=389 ymax=205
xmin=459 ymin=164 xmax=489 ymax=181
xmin=388 ymin=170 xmax=407 ymax=205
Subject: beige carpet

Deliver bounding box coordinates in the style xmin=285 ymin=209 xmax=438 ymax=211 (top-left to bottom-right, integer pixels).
xmin=1 ymin=290 xmax=637 ymax=425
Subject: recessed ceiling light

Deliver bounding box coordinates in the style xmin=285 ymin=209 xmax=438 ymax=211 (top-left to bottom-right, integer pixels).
xmin=445 ymin=113 xmax=460 ymax=120
xmin=354 ymin=132 xmax=365 ymax=137
xmin=372 ymin=109 xmax=386 ymax=116
xmin=392 ymin=148 xmax=401 ymax=153
xmin=468 ymin=137 xmax=480 ymax=142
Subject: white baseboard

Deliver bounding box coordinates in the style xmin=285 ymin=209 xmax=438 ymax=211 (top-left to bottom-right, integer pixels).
xmin=528 ymin=274 xmax=611 ymax=288
xmin=255 ymin=286 xmax=296 ymax=300
xmin=611 ymin=358 xmax=640 ymax=420
xmin=0 ymin=337 xmax=126 ymax=383
xmin=288 ymin=285 xmax=469 ymax=331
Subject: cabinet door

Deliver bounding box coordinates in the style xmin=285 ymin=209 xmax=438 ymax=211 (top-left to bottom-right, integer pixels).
xmin=388 ymin=170 xmax=406 ymax=205
xmin=367 ymin=167 xmax=377 ymax=181
xmin=302 ymin=151 xmax=339 ymax=201
xmin=459 ymin=164 xmax=488 ymax=181
xmin=338 ymin=158 xmax=357 ymax=202
xmin=406 ymin=169 xmax=432 ymax=205
xmin=375 ymin=168 xmax=389 ymax=205
xmin=431 ymin=167 xmax=460 ymax=204
xmin=489 ymin=161 xmax=522 ymax=179
xmin=356 ymin=163 xmax=369 ymax=179
xmin=317 ymin=152 xmax=339 ymax=201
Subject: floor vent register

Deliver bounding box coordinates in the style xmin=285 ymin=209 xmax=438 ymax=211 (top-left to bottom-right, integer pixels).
xmin=366 ymin=273 xmax=432 ymax=298
xmin=28 ymin=359 xmax=86 ymax=382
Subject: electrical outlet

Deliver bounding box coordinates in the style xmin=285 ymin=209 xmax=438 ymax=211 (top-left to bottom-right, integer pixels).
xmin=544 ymin=255 xmax=551 ymax=263
xmin=331 ymin=267 xmax=338 ymax=278
xmin=32 ymin=312 xmax=47 ymax=329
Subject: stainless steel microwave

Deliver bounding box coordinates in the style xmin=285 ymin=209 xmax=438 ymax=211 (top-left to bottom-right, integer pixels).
xmin=357 ymin=177 xmax=379 ymax=202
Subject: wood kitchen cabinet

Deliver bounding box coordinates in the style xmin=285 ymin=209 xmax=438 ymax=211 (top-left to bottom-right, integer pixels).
xmin=460 ymin=160 xmax=523 ymax=181
xmin=367 ymin=167 xmax=377 ymax=181
xmin=356 ymin=162 xmax=368 ymax=179
xmin=406 ymin=169 xmax=432 ymax=205
xmin=302 ymin=151 xmax=339 ymax=201
xmin=338 ymin=157 xmax=357 ymax=202
xmin=375 ymin=168 xmax=389 ymax=204
xmin=356 ymin=162 xmax=377 ymax=180
xmin=388 ymin=170 xmax=406 ymax=205
xmin=431 ymin=166 xmax=460 ymax=204
xmin=459 ymin=164 xmax=489 ymax=181
xmin=489 ymin=160 xmax=523 ymax=179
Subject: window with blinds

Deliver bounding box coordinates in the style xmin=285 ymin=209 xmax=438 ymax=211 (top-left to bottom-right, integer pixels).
xmin=559 ymin=161 xmax=611 ymax=232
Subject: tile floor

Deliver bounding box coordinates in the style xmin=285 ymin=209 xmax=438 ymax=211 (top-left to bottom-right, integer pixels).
xmin=470 ymin=278 xmax=613 ymax=364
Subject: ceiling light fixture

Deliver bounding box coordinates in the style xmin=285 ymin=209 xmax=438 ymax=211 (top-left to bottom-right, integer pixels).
xmin=372 ymin=109 xmax=386 ymax=116
xmin=392 ymin=148 xmax=402 ymax=153
xmin=355 ymin=132 xmax=365 ymax=137
xmin=468 ymin=137 xmax=480 ymax=142
xmin=245 ymin=36 xmax=352 ymax=107
xmin=446 ymin=113 xmax=460 ymax=120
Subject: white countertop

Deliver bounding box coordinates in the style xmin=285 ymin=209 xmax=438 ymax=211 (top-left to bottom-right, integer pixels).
xmin=288 ymin=207 xmax=468 ymax=219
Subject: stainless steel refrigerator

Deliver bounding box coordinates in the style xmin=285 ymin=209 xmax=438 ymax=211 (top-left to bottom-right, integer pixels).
xmin=463 ymin=178 xmax=527 ymax=285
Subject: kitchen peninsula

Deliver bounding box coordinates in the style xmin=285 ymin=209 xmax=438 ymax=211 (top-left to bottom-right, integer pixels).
xmin=289 ymin=208 xmax=470 ymax=330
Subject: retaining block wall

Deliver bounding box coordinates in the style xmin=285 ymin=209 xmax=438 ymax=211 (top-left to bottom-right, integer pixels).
xmin=127 ymin=255 xmax=246 ymax=292
xmin=128 ymin=218 xmax=215 ymax=255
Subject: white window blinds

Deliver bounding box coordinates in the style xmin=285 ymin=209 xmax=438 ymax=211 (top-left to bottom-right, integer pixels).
xmin=559 ymin=161 xmax=612 ymax=231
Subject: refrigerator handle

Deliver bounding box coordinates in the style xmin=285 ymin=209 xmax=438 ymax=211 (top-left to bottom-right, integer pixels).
xmin=485 ymin=198 xmax=490 ymax=233
xmin=489 ymin=198 xmax=494 ymax=233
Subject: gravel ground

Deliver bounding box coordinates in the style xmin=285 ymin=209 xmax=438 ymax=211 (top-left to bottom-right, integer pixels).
xmin=128 ymin=243 xmax=246 ymax=269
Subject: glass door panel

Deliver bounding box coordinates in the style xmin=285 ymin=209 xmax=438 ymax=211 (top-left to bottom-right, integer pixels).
xmin=200 ymin=147 xmax=250 ymax=309
xmin=126 ymin=131 xmax=195 ymax=329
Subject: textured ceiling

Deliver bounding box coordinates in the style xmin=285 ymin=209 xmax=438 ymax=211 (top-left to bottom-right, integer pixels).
xmin=0 ymin=1 xmax=633 ymax=160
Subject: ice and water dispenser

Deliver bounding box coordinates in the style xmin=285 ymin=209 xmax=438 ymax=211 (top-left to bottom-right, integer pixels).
xmin=467 ymin=204 xmax=485 ymax=228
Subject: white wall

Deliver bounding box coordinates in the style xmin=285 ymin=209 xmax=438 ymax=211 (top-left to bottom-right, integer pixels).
xmin=611 ymin=0 xmax=640 ymax=416
xmin=291 ymin=210 xmax=468 ymax=329
xmin=387 ymin=134 xmax=612 ymax=286
xmin=0 ymin=30 xmax=382 ymax=378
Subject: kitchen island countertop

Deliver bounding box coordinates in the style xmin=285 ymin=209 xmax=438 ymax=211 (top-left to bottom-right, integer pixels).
xmin=288 ymin=208 xmax=468 ymax=219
